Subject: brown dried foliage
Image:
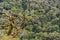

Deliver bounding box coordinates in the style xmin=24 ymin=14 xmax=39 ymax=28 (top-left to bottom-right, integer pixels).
xmin=0 ymin=12 xmax=27 ymax=37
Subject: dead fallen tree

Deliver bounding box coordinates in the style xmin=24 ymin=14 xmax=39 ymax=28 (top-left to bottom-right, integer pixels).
xmin=0 ymin=12 xmax=27 ymax=37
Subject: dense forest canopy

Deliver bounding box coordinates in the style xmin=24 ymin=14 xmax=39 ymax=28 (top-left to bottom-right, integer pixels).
xmin=0 ymin=0 xmax=60 ymax=40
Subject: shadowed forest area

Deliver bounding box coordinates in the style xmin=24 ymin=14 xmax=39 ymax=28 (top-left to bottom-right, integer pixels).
xmin=0 ymin=0 xmax=60 ymax=40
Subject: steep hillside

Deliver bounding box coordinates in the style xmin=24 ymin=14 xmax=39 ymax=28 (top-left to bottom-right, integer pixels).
xmin=0 ymin=0 xmax=60 ymax=40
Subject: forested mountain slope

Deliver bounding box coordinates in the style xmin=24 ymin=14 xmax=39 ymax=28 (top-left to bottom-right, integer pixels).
xmin=0 ymin=0 xmax=60 ymax=40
